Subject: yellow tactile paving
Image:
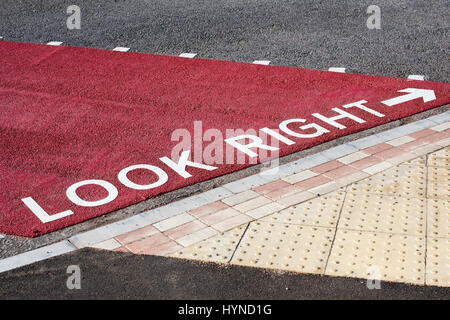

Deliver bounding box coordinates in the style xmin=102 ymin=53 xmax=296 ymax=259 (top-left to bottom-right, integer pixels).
xmin=162 ymin=145 xmax=450 ymax=286
xmin=348 ymin=164 xmax=426 ymax=198
xmin=169 ymin=224 xmax=248 ymax=263
xmin=427 ymin=199 xmax=450 ymax=238
xmin=261 ymin=190 xmax=345 ymax=228
xmin=95 ymin=137 xmax=449 ymax=287
xmin=426 ymin=237 xmax=450 ymax=287
xmin=427 ymin=147 xmax=450 ymax=167
xmin=403 ymin=155 xmax=427 ymax=166
xmin=427 ymin=166 xmax=449 ymax=199
xmin=231 ymin=221 xmax=334 ymax=274
xmin=325 ymin=230 xmax=426 ymax=285
xmin=340 ymin=193 xmax=426 ymax=236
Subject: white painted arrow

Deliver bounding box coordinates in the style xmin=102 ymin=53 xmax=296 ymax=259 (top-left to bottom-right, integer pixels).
xmin=381 ymin=88 xmax=436 ymax=106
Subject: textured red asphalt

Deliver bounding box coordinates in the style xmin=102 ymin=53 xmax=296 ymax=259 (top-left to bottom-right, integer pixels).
xmin=0 ymin=41 xmax=449 ymax=237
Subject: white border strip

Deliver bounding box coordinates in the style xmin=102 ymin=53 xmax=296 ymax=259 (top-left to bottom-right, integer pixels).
xmin=253 ymin=60 xmax=271 ymax=65
xmin=408 ymin=75 xmax=425 ymax=81
xmin=47 ymin=41 xmax=63 ymax=46
xmin=113 ymin=47 xmax=130 ymax=52
xmin=0 ymin=240 xmax=76 ymax=273
xmin=179 ymin=53 xmax=197 ymax=58
xmin=328 ymin=67 xmax=346 ymax=73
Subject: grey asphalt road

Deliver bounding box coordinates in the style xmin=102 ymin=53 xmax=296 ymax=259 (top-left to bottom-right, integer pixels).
xmin=0 ymin=0 xmax=448 ymax=82
xmin=1 ymin=248 xmax=449 ymax=300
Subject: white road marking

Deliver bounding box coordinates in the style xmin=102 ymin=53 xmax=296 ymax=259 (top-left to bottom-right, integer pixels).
xmin=21 ymin=197 xmax=74 ymax=223
xmin=47 ymin=41 xmax=63 ymax=46
xmin=381 ymin=88 xmax=436 ymax=106
xmin=328 ymin=67 xmax=346 ymax=73
xmin=253 ymin=60 xmax=271 ymax=65
xmin=0 ymin=234 xmax=4 ymax=239
xmin=113 ymin=47 xmax=130 ymax=52
xmin=407 ymin=75 xmax=425 ymax=81
xmin=179 ymin=53 xmax=197 ymax=58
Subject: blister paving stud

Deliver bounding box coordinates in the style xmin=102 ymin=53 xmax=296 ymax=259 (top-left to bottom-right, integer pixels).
xmin=427 ymin=199 xmax=450 ymax=238
xmin=261 ymin=190 xmax=345 ymax=228
xmin=326 ymin=229 xmax=426 ymax=285
xmin=231 ymin=221 xmax=334 ymax=274
xmin=340 ymin=193 xmax=426 ymax=236
xmin=427 ymin=166 xmax=449 ymax=200
xmin=169 ymin=224 xmax=248 ymax=263
xmin=427 ymin=147 xmax=450 ymax=167
xmin=348 ymin=164 xmax=426 ymax=198
xmin=426 ymin=237 xmax=450 ymax=287
xmin=403 ymin=155 xmax=427 ymax=166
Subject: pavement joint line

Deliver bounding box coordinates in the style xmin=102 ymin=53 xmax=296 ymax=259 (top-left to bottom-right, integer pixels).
xmin=328 ymin=67 xmax=346 ymax=73
xmin=0 ymin=115 xmax=448 ymax=274
xmin=46 ymin=41 xmax=63 ymax=46
xmin=253 ymin=60 xmax=271 ymax=65
xmin=323 ymin=190 xmax=348 ymax=273
xmin=343 ymin=190 xmax=428 ymax=201
xmin=112 ymin=47 xmax=130 ymax=52
xmin=423 ymin=153 xmax=430 ymax=285
xmin=179 ymin=53 xmax=197 ymax=58
xmin=249 ymin=215 xmax=438 ymax=239
xmin=250 ymin=219 xmax=340 ymax=231
xmin=334 ymin=224 xmax=432 ymax=239
xmin=227 ymin=222 xmax=251 ymax=263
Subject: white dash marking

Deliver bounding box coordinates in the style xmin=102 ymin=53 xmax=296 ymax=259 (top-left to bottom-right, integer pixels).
xmin=253 ymin=60 xmax=271 ymax=65
xmin=113 ymin=47 xmax=130 ymax=52
xmin=0 ymin=234 xmax=4 ymax=239
xmin=179 ymin=53 xmax=197 ymax=58
xmin=47 ymin=41 xmax=63 ymax=46
xmin=407 ymin=75 xmax=425 ymax=81
xmin=328 ymin=67 xmax=346 ymax=73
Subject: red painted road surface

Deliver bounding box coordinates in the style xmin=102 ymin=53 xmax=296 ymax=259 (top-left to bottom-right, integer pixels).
xmin=0 ymin=41 xmax=449 ymax=237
